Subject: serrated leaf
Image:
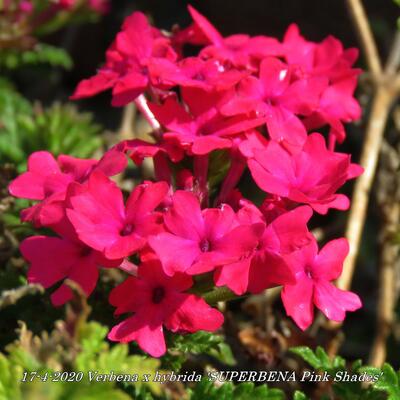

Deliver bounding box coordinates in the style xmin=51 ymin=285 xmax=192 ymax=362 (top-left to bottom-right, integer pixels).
xmin=76 ymin=322 xmax=161 ymax=395
xmin=164 ymin=331 xmax=236 ymax=370
xmin=361 ymin=363 xmax=400 ymax=400
xmin=290 ymin=347 xmax=324 ymax=369
xmin=189 ymin=380 xmax=285 ymax=400
xmin=0 ymin=84 xmax=102 ymax=171
xmin=293 ymin=391 xmax=309 ymax=400
xmin=0 ymin=353 xmax=22 ymax=400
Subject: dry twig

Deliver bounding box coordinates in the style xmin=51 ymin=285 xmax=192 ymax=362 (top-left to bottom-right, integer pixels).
xmin=118 ymin=102 xmax=136 ymax=141
xmin=346 ymin=0 xmax=382 ymax=80
xmin=0 ymin=284 xmax=44 ymax=309
xmin=327 ymin=1 xmax=400 ymax=366
xmin=368 ymin=142 xmax=400 ymax=366
xmin=337 ymin=0 xmax=400 ymax=293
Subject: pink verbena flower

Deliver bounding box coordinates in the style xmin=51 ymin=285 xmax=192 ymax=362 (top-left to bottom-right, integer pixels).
xmin=187 ymin=6 xmax=281 ymax=71
xmin=220 ymin=57 xmax=327 ymax=151
xmin=247 ymin=133 xmax=363 ymax=214
xmin=66 ymin=171 xmax=168 ymax=259
xmin=8 ymin=149 xmax=126 ymax=226
xmin=149 ymin=57 xmax=246 ymax=91
xmin=281 ymin=237 xmax=362 ymax=330
xmin=148 ymin=88 xmax=265 ymax=155
xmin=283 ymin=24 xmax=361 ymax=144
xmin=71 ymin=12 xmax=176 ymax=106
xmin=20 ymin=219 xmax=119 ymax=306
xmin=108 ymin=259 xmax=224 ymax=357
xmin=148 ymin=190 xmax=260 ymax=276
xmin=115 ymin=137 xmax=184 ymax=166
xmin=214 ymin=205 xmax=312 ymax=295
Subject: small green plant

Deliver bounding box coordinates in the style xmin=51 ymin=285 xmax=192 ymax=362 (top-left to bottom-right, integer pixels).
xmin=0 ymin=79 xmax=102 ymax=172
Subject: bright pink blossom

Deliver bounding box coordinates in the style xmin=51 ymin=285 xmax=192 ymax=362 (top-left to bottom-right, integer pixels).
xmin=149 ymin=88 xmax=265 ymax=155
xmin=20 ymin=220 xmax=119 ymax=306
xmin=148 ymin=190 xmax=260 ymax=276
xmin=71 ymin=12 xmax=176 ymax=106
xmin=115 ymin=138 xmax=184 ymax=165
xmin=108 ymin=259 xmax=224 ymax=357
xmin=8 ymin=149 xmax=126 ymax=226
xmin=247 ymin=133 xmax=363 ymax=214
xmin=66 ymin=171 xmax=168 ymax=259
xmin=188 ymin=6 xmax=282 ymax=71
xmin=214 ymin=205 xmax=312 ymax=295
xmin=283 ymin=24 xmax=361 ymax=143
xmin=220 ymin=57 xmax=327 ymax=151
xmin=281 ymin=237 xmax=362 ymax=330
xmin=149 ymin=57 xmax=245 ymax=91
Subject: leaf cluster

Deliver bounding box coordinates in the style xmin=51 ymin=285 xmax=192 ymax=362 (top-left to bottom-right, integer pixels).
xmin=0 ymin=79 xmax=102 ymax=171
xmin=162 ymin=330 xmax=236 ymax=370
xmin=291 ymin=346 xmax=392 ymax=400
xmin=0 ymin=44 xmax=73 ymax=70
xmin=0 ymin=321 xmax=161 ymax=400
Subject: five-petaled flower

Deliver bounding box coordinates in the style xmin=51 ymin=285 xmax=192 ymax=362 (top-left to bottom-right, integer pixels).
xmin=281 ymin=237 xmax=362 ymax=330
xmin=108 ymin=259 xmax=224 ymax=357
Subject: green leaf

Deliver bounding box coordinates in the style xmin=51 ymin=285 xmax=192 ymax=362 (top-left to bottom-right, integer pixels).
xmin=61 ymin=384 xmax=132 ymax=400
xmin=290 ymin=346 xmax=346 ymax=372
xmin=0 ymin=353 xmax=22 ymax=400
xmin=361 ymin=363 xmax=400 ymax=400
xmin=293 ymin=391 xmax=309 ymax=400
xmin=163 ymin=331 xmax=236 ymax=370
xmin=76 ymin=322 xmax=161 ymax=395
xmin=0 ymin=83 xmax=102 ymax=170
xmin=189 ymin=380 xmax=285 ymax=400
xmin=0 ymin=44 xmax=73 ymax=70
xmin=208 ymin=150 xmax=231 ymax=190
xmin=290 ymin=346 xmax=325 ymax=369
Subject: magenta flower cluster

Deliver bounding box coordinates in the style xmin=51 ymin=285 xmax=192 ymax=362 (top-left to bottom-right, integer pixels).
xmin=9 ymin=6 xmax=363 ymax=357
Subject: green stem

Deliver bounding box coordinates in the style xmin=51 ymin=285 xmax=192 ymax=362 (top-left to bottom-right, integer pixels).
xmin=203 ymin=286 xmax=246 ymax=305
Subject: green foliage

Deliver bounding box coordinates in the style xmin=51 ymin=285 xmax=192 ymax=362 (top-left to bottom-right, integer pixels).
xmin=290 ymin=346 xmax=346 ymax=371
xmin=76 ymin=322 xmax=162 ymax=395
xmin=163 ymin=331 xmax=235 ymax=370
xmin=291 ymin=346 xmax=386 ymax=400
xmin=292 ymin=391 xmax=309 ymax=400
xmin=0 ymin=80 xmax=102 ymax=171
xmin=208 ymin=150 xmax=231 ymax=190
xmin=0 ymin=44 xmax=73 ymax=70
xmin=0 ymin=352 xmax=23 ymax=400
xmin=361 ymin=363 xmax=400 ymax=400
xmin=188 ymin=379 xmax=285 ymax=400
xmin=0 ymin=321 xmax=164 ymax=400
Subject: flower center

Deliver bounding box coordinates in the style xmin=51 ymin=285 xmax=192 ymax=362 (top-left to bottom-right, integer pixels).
xmin=193 ymin=72 xmax=205 ymax=81
xmin=199 ymin=239 xmax=210 ymax=253
xmin=305 ymin=266 xmax=314 ymax=279
xmin=152 ymin=286 xmax=165 ymax=304
xmin=120 ymin=223 xmax=134 ymax=236
xmin=80 ymin=246 xmax=92 ymax=257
